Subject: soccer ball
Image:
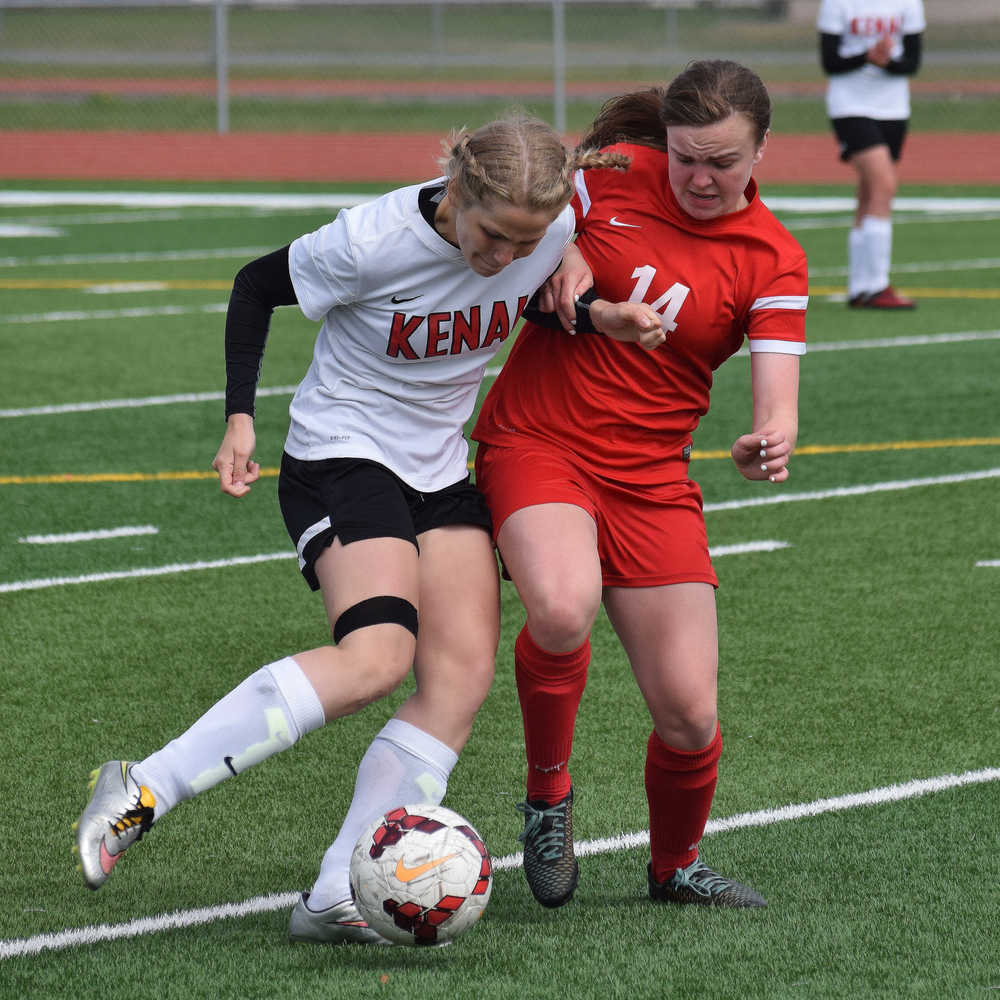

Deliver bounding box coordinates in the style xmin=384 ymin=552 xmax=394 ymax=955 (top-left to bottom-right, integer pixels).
xmin=349 ymin=803 xmax=493 ymax=946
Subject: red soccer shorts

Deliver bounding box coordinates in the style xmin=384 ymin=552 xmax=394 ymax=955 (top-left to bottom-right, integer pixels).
xmin=474 ymin=443 xmax=718 ymax=589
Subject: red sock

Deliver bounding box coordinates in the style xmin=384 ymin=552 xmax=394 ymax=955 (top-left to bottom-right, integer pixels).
xmin=645 ymin=723 xmax=722 ymax=881
xmin=514 ymin=626 xmax=590 ymax=804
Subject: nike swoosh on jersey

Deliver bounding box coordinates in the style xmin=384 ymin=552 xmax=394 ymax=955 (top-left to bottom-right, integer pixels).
xmin=394 ymin=853 xmax=456 ymax=883
xmin=608 ymin=217 xmax=642 ymax=228
xmin=391 ymin=294 xmax=420 ymax=304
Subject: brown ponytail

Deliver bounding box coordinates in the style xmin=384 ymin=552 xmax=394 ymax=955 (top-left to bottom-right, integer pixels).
xmin=575 ymin=60 xmax=772 ymax=159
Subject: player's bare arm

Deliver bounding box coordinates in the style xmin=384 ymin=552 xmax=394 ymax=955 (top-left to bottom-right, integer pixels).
xmin=732 ymin=352 xmax=800 ymax=483
xmin=589 ymin=299 xmax=666 ymax=350
xmin=213 ymin=412 xmax=260 ymax=498
xmin=535 ymin=244 xmax=664 ymax=347
xmin=538 ymin=242 xmax=594 ymax=331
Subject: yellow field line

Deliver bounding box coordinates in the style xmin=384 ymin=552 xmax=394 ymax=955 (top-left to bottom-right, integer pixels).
xmin=692 ymin=437 xmax=1000 ymax=461
xmin=809 ymin=285 xmax=1000 ymax=300
xmin=0 ymin=468 xmax=279 ymax=485
xmin=4 ymin=438 xmax=1000 ymax=485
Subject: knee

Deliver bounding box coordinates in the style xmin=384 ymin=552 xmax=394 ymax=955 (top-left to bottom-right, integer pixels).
xmin=362 ymin=647 xmax=415 ymax=703
xmin=409 ymin=655 xmax=494 ymax=749
xmin=867 ymin=175 xmax=897 ymax=213
xmin=651 ymin=697 xmax=719 ymax=751
xmin=524 ymin=588 xmax=598 ymax=653
xmin=466 ymin=653 xmax=496 ymax=701
xmin=333 ymin=628 xmax=415 ymax=705
xmin=435 ymin=653 xmax=495 ymax=712
xmin=328 ymin=595 xmax=419 ymax=699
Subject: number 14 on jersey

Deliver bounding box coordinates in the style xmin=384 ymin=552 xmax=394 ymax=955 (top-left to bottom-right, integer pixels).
xmin=629 ymin=266 xmax=690 ymax=333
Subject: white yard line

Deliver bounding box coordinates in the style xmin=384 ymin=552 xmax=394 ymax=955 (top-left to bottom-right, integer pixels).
xmin=784 ymin=212 xmax=1000 ymax=232
xmin=0 ymin=552 xmax=295 ymax=594
xmin=4 ymin=192 xmax=1000 ymax=213
xmin=706 ymin=540 xmax=788 ymax=557
xmin=18 ymin=525 xmax=159 ymax=545
xmin=0 ymin=224 xmax=62 ymax=238
xmin=4 ymin=465 xmax=998 ymax=591
xmin=3 ymin=330 xmax=998 ymax=418
xmin=4 ymin=247 xmax=997 ymax=275
xmin=2 ymin=765 xmax=996 ymax=960
xmin=0 ymin=303 xmax=228 ymax=326
xmin=0 ymin=209 xmax=283 ymax=227
xmin=703 ymin=467 xmax=1000 ymax=513
xmin=809 ymin=256 xmax=1000 ymax=277
xmin=0 ymin=246 xmax=272 ymax=268
xmin=0 ymin=191 xmax=375 ymax=210
xmin=555 ymin=766 xmax=1000 ymax=861
xmin=0 ymin=382 xmax=292 ymax=418
xmin=0 ymin=539 xmax=786 ymax=594
xmin=763 ymin=197 xmax=1000 ymax=214
xmin=805 ymin=331 xmax=1000 ymax=351
xmin=6 ymin=472 xmax=993 ymax=593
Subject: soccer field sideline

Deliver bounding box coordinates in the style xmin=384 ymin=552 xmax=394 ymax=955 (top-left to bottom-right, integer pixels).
xmin=3 ymin=765 xmax=997 ymax=961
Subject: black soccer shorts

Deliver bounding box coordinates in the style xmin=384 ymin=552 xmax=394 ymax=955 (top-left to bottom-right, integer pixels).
xmin=831 ymin=116 xmax=909 ymax=162
xmin=278 ymin=452 xmax=492 ymax=590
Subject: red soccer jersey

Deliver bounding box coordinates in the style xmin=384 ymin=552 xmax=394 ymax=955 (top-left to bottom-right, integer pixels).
xmin=473 ymin=143 xmax=808 ymax=485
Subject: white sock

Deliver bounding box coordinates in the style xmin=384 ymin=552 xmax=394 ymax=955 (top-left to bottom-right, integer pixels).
xmin=847 ymin=226 xmax=868 ymax=299
xmin=306 ymin=718 xmax=458 ymax=910
xmin=133 ymin=656 xmax=325 ymax=821
xmin=861 ymin=215 xmax=892 ymax=294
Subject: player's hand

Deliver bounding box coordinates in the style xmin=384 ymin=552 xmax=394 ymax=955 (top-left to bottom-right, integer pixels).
xmin=213 ymin=413 xmax=260 ymax=498
xmin=867 ymin=35 xmax=893 ymax=66
xmin=731 ymin=429 xmax=793 ymax=483
xmin=590 ymin=300 xmax=666 ymax=350
xmin=539 ymin=243 xmax=594 ymax=332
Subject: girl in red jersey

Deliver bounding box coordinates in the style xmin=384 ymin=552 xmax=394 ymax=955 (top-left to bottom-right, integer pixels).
xmin=473 ymin=61 xmax=808 ymax=909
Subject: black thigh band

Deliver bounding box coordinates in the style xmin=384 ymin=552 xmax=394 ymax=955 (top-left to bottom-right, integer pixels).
xmin=333 ymin=596 xmax=419 ymax=644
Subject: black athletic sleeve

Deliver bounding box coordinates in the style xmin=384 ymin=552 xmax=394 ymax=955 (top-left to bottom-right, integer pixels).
xmin=884 ymin=33 xmax=922 ymax=76
xmin=521 ymin=286 xmax=600 ymax=335
xmin=820 ymin=32 xmax=868 ymax=75
xmin=224 ymin=245 xmax=298 ymax=420
xmin=820 ymin=31 xmax=922 ymax=77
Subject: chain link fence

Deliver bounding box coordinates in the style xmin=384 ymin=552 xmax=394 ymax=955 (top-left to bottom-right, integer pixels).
xmin=1 ymin=0 xmax=997 ymax=135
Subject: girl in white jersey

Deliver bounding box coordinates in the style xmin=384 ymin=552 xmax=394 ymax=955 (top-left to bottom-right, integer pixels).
xmin=818 ymin=0 xmax=926 ymax=308
xmin=73 ymin=114 xmax=627 ymax=945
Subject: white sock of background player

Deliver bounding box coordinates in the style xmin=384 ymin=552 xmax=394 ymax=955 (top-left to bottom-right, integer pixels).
xmin=861 ymin=214 xmax=893 ymax=294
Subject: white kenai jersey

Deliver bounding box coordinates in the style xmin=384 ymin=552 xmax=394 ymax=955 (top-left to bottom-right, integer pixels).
xmin=818 ymin=0 xmax=926 ymax=119
xmin=286 ymin=180 xmax=574 ymax=492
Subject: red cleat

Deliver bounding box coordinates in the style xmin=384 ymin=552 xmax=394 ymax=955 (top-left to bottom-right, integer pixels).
xmin=863 ymin=286 xmax=916 ymax=309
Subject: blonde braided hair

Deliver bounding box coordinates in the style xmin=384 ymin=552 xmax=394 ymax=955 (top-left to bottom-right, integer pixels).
xmin=440 ymin=111 xmax=630 ymax=216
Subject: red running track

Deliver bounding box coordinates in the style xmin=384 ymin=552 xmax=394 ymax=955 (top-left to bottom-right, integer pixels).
xmin=3 ymin=129 xmax=997 ymax=184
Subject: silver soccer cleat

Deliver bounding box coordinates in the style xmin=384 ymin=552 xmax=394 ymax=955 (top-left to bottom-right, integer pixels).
xmin=288 ymin=893 xmax=391 ymax=946
xmin=73 ymin=761 xmax=155 ymax=890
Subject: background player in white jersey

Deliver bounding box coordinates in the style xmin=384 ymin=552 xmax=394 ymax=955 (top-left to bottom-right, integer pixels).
xmin=818 ymin=0 xmax=926 ymax=308
xmin=73 ymin=113 xmax=628 ymax=945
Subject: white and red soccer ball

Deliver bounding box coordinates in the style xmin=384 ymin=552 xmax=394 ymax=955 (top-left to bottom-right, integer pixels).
xmin=349 ymin=804 xmax=493 ymax=946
